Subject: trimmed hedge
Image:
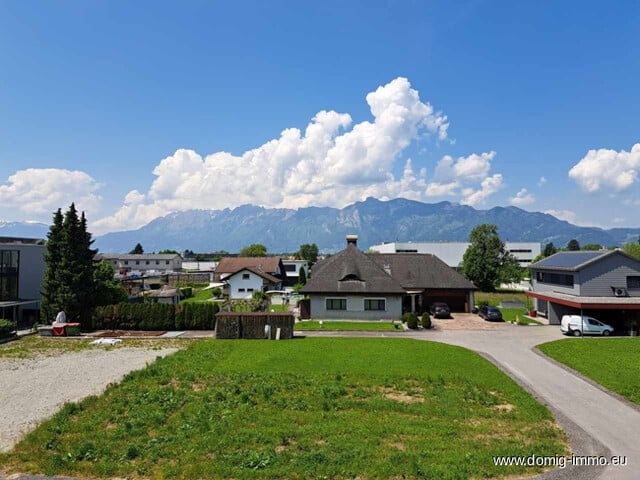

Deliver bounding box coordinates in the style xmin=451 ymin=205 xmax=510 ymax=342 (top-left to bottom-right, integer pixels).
xmin=89 ymin=302 xmax=220 ymax=331
xmin=0 ymin=319 xmax=17 ymax=339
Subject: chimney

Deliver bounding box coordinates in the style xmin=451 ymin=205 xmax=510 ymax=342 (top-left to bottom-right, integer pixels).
xmin=346 ymin=234 xmax=358 ymax=247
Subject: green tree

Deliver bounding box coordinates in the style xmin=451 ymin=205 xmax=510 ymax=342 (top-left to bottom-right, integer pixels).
xmin=462 ymin=224 xmax=521 ymax=291
xmin=41 ymin=208 xmax=64 ymax=322
xmin=42 ymin=204 xmax=98 ymax=324
xmin=158 ymin=249 xmax=179 ymax=254
xmin=298 ymin=266 xmax=307 ymax=285
xmin=93 ymin=260 xmax=128 ymax=306
xmin=239 ymin=243 xmax=267 ymax=257
xmin=581 ymin=243 xmax=602 ymax=251
xmin=543 ymin=242 xmax=557 ymax=257
xmin=296 ymin=243 xmax=318 ymax=263
xmin=623 ymin=242 xmax=640 ymax=260
xmin=130 ymin=243 xmax=144 ymax=254
xmin=566 ymin=239 xmax=580 ymax=251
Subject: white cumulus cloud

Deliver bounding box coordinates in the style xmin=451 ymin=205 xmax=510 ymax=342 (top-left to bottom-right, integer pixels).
xmin=91 ymin=78 xmax=504 ymax=234
xmin=0 ymin=168 xmax=101 ymax=220
xmin=93 ymin=78 xmax=456 ymax=233
xmin=509 ymin=188 xmax=535 ymax=206
xmin=461 ymin=174 xmax=504 ymax=206
xmin=568 ymin=143 xmax=640 ymax=192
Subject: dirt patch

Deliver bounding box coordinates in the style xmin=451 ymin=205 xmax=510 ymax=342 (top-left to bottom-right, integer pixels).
xmin=95 ymin=330 xmax=166 ymax=337
xmin=381 ymin=386 xmax=424 ymax=404
xmin=432 ymin=313 xmax=509 ymax=330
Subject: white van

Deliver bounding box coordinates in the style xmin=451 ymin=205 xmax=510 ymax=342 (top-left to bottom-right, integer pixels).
xmin=561 ymin=315 xmax=614 ymax=336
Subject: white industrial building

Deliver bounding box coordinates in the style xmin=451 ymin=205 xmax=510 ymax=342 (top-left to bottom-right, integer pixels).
xmin=368 ymin=241 xmax=541 ymax=268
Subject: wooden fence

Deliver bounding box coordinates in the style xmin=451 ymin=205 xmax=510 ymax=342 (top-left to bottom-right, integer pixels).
xmin=215 ymin=312 xmax=295 ymax=339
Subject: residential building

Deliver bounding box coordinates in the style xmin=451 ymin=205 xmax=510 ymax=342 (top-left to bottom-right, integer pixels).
xmin=0 ymin=237 xmax=46 ymax=328
xmin=215 ymin=257 xmax=286 ymax=299
xmin=301 ymin=235 xmax=475 ymax=320
xmin=369 ymin=241 xmax=541 ymax=268
xmin=282 ymin=259 xmax=309 ymax=287
xmin=225 ymin=268 xmax=283 ymax=299
xmin=527 ymin=250 xmax=640 ymax=328
xmin=98 ymin=253 xmax=183 ymax=275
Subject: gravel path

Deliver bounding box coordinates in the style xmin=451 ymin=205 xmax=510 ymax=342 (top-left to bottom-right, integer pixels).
xmin=0 ymin=347 xmax=177 ymax=453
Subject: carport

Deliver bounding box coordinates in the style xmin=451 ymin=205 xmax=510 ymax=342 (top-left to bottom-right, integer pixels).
xmin=527 ymin=291 xmax=640 ymax=333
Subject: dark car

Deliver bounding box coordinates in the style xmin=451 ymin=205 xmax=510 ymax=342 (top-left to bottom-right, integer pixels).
xmin=479 ymin=305 xmax=503 ymax=322
xmin=429 ymin=302 xmax=451 ymax=319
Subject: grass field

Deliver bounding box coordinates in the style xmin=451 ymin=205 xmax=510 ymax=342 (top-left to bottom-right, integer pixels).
xmin=295 ymin=320 xmax=399 ymax=331
xmin=538 ymin=338 xmax=640 ymax=405
xmin=180 ymin=288 xmax=216 ymax=304
xmin=1 ymin=338 xmax=567 ymax=479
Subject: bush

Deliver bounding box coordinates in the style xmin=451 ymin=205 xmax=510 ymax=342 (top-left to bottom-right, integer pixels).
xmin=402 ymin=312 xmax=418 ymax=329
xmin=0 ymin=319 xmax=17 ymax=339
xmin=421 ymin=313 xmax=432 ymax=329
xmin=179 ymin=287 xmax=193 ymax=299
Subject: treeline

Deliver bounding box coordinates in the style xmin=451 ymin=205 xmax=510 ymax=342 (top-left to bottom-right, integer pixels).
xmin=88 ymin=302 xmax=220 ymax=331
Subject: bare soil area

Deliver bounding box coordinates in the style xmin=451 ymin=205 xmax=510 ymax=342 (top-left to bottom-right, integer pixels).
xmin=0 ymin=347 xmax=177 ymax=452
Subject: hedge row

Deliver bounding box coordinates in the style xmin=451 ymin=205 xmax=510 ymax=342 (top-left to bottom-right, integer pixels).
xmin=0 ymin=319 xmax=17 ymax=339
xmin=89 ymin=302 xmax=220 ymax=331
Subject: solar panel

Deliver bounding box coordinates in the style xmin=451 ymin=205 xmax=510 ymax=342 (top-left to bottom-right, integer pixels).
xmin=533 ymin=251 xmax=607 ymax=269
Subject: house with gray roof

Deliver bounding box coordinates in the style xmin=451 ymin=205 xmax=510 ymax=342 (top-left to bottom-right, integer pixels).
xmin=99 ymin=253 xmax=183 ymax=274
xmin=300 ymin=235 xmax=476 ymax=320
xmin=528 ymin=249 xmax=640 ymax=328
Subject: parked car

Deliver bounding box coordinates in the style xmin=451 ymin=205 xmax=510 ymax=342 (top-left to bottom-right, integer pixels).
xmin=429 ymin=302 xmax=451 ymax=319
xmin=561 ymin=315 xmax=613 ymax=336
xmin=479 ymin=305 xmax=503 ymax=322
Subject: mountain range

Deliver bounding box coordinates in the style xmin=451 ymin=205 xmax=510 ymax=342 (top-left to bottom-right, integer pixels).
xmin=92 ymin=198 xmax=640 ymax=253
xmin=3 ymin=198 xmax=639 ymax=254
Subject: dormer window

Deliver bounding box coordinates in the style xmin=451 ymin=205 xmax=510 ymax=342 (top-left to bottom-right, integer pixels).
xmin=341 ymin=273 xmax=360 ymax=281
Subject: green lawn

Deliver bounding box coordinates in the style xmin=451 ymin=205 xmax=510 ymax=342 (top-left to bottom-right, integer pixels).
xmin=538 ymin=338 xmax=640 ymax=405
xmin=180 ymin=288 xmax=215 ymax=304
xmin=295 ymin=320 xmax=399 ymax=331
xmin=1 ymin=338 xmax=567 ymax=479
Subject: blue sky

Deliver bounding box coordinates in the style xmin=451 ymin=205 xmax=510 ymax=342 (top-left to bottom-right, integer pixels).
xmin=1 ymin=0 xmax=639 ymax=234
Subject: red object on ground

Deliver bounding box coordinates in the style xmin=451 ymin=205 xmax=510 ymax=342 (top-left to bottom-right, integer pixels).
xmin=52 ymin=325 xmax=66 ymax=336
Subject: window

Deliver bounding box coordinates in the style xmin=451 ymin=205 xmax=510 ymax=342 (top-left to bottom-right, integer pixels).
xmin=146 ymin=261 xmax=150 ymax=265
xmin=124 ymin=261 xmax=129 ymax=265
xmin=0 ymin=250 xmax=19 ymax=301
xmin=627 ymin=276 xmax=640 ymax=290
xmin=242 ymin=273 xmax=250 ymax=280
xmin=135 ymin=261 xmax=140 ymax=265
xmin=284 ymin=264 xmax=297 ymax=272
xmin=238 ymin=288 xmax=245 ymax=292
xmin=364 ymin=299 xmax=386 ymax=311
xmin=535 ymin=271 xmax=574 ymax=287
xmin=326 ymin=298 xmax=347 ymax=310
xmin=165 ymin=261 xmax=170 ymax=265
xmin=247 ymin=288 xmax=254 ymax=292
xmin=156 ymin=261 xmax=160 ymax=265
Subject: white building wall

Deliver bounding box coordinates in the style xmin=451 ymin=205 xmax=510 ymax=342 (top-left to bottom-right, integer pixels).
xmin=228 ymin=271 xmax=264 ymax=299
xmin=368 ymin=242 xmax=541 ymax=268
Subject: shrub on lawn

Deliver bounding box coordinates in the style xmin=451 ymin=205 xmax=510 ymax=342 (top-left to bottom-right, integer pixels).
xmin=402 ymin=312 xmax=419 ymax=329
xmin=0 ymin=319 xmax=17 ymax=339
xmin=421 ymin=313 xmax=432 ymax=329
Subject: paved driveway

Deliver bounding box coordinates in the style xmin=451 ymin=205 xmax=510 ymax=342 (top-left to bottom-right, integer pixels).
xmin=427 ymin=325 xmax=640 ymax=479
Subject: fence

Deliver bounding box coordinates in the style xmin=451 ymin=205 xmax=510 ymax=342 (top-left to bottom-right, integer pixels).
xmin=215 ymin=312 xmax=295 ymax=339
